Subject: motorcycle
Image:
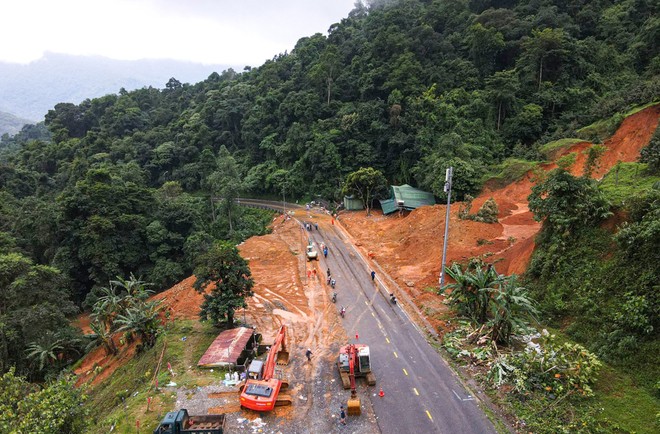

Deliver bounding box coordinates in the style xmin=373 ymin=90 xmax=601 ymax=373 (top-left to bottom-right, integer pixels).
xmin=331 ymin=279 xmax=336 ymax=289
xmin=390 ymin=293 xmax=397 ymax=304
xmin=331 ymin=292 xmax=337 ymax=303
xmin=340 ymin=306 xmax=346 ymax=318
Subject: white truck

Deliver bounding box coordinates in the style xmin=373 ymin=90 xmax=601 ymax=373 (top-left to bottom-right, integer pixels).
xmin=306 ymin=243 xmax=318 ymax=261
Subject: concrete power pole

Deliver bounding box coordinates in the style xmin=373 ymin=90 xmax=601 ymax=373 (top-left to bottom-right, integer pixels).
xmin=439 ymin=167 xmax=453 ymax=289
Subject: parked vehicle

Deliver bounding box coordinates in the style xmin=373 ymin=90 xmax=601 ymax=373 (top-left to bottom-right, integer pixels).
xmin=239 ymin=325 xmax=291 ymax=411
xmin=306 ymin=243 xmax=318 ymax=261
xmin=153 ymin=409 xmax=225 ymax=434
xmin=337 ymin=344 xmax=376 ymax=415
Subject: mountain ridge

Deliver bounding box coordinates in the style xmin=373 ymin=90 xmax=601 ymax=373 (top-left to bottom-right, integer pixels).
xmin=0 ymin=52 xmax=235 ymax=121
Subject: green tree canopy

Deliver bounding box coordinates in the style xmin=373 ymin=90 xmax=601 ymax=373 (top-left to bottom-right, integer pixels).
xmin=528 ymin=168 xmax=612 ymax=236
xmin=342 ymin=167 xmax=388 ymax=215
xmin=193 ymin=241 xmax=254 ymax=327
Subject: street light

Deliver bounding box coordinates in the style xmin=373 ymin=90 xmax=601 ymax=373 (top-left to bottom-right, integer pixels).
xmin=439 ymin=167 xmax=453 ymax=289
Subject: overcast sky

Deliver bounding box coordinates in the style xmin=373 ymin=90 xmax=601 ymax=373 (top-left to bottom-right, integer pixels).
xmin=0 ymin=0 xmax=357 ymax=67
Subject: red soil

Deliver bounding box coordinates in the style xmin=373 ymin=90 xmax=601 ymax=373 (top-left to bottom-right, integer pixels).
xmin=73 ymin=104 xmax=659 ymax=386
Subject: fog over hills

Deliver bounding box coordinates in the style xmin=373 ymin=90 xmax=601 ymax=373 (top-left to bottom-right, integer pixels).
xmin=0 ymin=52 xmax=233 ymax=122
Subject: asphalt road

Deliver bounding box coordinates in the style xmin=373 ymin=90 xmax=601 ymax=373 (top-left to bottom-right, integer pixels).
xmin=239 ymin=200 xmax=497 ymax=433
xmin=310 ymin=217 xmax=496 ymax=434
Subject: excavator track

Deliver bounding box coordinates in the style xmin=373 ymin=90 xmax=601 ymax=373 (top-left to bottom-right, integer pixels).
xmin=366 ymin=372 xmax=376 ymax=386
xmin=275 ymin=393 xmax=293 ymax=406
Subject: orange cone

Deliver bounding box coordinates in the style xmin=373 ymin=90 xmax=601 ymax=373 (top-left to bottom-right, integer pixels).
xmin=379 ymin=387 xmax=384 ymax=398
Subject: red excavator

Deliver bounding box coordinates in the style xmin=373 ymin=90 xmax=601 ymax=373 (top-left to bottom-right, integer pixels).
xmin=239 ymin=325 xmax=291 ymax=411
xmin=337 ymin=344 xmax=376 ymax=415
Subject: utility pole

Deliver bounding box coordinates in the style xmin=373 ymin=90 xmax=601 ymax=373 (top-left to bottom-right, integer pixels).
xmin=439 ymin=167 xmax=453 ymax=289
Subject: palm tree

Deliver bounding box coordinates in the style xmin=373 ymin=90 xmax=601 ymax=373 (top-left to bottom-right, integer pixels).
xmin=26 ymin=338 xmax=64 ymax=372
xmin=488 ymin=276 xmax=538 ymax=344
xmin=92 ymin=285 xmax=122 ymax=330
xmin=114 ymin=300 xmax=161 ymax=349
xmin=111 ymin=274 xmax=153 ymax=303
xmin=87 ymin=319 xmax=118 ymax=356
xmin=443 ymin=261 xmax=503 ymax=323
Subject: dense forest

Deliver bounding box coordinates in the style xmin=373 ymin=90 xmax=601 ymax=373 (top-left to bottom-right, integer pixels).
xmin=0 ymin=0 xmax=658 ymax=387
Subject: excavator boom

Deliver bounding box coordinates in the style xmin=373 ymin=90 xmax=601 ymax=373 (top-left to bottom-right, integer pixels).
xmin=346 ymin=344 xmax=361 ymax=415
xmin=240 ymin=325 xmax=290 ymax=411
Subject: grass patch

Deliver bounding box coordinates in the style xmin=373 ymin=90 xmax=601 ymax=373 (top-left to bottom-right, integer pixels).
xmin=593 ymin=365 xmax=659 ymax=434
xmin=577 ymin=102 xmax=660 ymax=143
xmin=539 ymin=138 xmax=584 ymax=159
xmin=85 ymin=319 xmax=227 ymax=433
xmin=577 ymin=114 xmax=624 ymax=143
xmin=483 ymin=158 xmax=540 ymax=189
xmin=599 ymin=162 xmax=660 ymax=206
xmin=623 ymin=101 xmax=659 ymax=117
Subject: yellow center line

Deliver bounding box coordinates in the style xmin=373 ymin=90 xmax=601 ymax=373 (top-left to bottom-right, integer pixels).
xmin=393 ymin=351 xmax=398 ymax=358
xmin=413 ymin=388 xmax=419 ymax=395
xmin=426 ymin=410 xmax=433 ymax=421
xmin=403 ymin=368 xmax=408 ymax=376
xmin=385 ymin=337 xmax=390 ymax=344
xmin=364 ymin=300 xmax=369 ymax=305
xmin=371 ymin=312 xmax=375 ymax=317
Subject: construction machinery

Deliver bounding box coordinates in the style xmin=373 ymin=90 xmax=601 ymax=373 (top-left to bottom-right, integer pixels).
xmin=239 ymin=325 xmax=291 ymax=411
xmin=337 ymin=344 xmax=376 ymax=415
xmin=153 ymin=409 xmax=225 ymax=434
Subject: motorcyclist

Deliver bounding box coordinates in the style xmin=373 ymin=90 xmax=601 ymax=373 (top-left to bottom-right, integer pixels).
xmin=327 ymin=267 xmax=331 ymax=277
xmin=390 ymin=293 xmax=397 ymax=304
xmin=331 ymin=279 xmax=336 ymax=289
xmin=332 ymin=292 xmax=337 ymax=303
xmin=340 ymin=306 xmax=346 ymax=317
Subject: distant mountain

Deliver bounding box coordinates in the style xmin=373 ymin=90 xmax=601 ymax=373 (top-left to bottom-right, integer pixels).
xmin=0 ymin=52 xmax=233 ymax=121
xmin=0 ymin=110 xmax=33 ymax=137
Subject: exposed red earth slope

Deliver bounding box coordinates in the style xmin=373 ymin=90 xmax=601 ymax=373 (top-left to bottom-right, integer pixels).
xmin=74 ymin=104 xmax=659 ymax=385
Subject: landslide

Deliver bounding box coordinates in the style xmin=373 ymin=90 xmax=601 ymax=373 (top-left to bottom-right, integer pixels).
xmin=73 ymin=104 xmax=658 ymax=430
xmin=338 ymin=104 xmax=660 ymax=332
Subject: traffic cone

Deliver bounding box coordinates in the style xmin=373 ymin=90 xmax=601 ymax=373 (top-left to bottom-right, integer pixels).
xmin=355 ymin=332 xmax=359 ymax=340
xmin=379 ymin=387 xmax=384 ymax=398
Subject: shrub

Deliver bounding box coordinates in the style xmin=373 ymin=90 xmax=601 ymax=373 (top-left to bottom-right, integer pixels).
xmin=496 ymin=331 xmax=602 ymax=397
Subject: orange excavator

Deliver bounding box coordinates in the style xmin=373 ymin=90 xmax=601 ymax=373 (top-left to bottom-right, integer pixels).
xmin=337 ymin=344 xmax=376 ymax=415
xmin=239 ymin=325 xmax=291 ymax=411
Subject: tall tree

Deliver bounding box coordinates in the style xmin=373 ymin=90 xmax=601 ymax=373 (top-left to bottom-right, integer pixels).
xmin=205 ymin=146 xmax=242 ymax=232
xmin=193 ymin=241 xmax=254 ymax=327
xmin=342 ymin=167 xmax=388 ymax=216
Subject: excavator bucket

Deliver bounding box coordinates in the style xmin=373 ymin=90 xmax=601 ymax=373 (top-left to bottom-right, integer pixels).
xmin=276 ymin=349 xmax=289 ymax=365
xmin=347 ymin=397 xmax=361 ymax=415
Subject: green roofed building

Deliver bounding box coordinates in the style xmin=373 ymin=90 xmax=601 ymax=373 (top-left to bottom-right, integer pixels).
xmin=343 ymin=195 xmax=364 ymax=210
xmin=379 ymin=184 xmax=435 ymax=215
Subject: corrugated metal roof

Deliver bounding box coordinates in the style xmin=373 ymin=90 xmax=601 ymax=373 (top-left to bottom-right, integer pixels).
xmin=380 ymin=198 xmax=398 ymax=214
xmin=197 ymin=327 xmax=254 ymax=368
xmin=379 ymin=184 xmax=435 ymax=214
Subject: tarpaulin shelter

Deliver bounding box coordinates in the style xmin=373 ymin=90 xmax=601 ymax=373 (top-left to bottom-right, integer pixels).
xmin=379 ymin=184 xmax=435 ymax=215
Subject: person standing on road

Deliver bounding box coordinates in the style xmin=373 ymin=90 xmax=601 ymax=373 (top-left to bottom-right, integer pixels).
xmin=339 ymin=405 xmax=346 ymax=425
xmin=305 ymin=348 xmax=312 ymax=361
xmin=371 ymin=270 xmax=376 ymax=281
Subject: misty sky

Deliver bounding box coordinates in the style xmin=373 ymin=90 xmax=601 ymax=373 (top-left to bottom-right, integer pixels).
xmin=0 ymin=0 xmax=357 ymax=67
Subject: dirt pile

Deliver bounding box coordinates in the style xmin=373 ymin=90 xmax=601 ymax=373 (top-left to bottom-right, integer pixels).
xmin=339 ymin=104 xmax=659 ymax=332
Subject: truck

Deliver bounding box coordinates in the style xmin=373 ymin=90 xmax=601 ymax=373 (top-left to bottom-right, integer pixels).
xmin=306 ymin=243 xmax=318 ymax=261
xmin=153 ymin=409 xmax=225 ymax=434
